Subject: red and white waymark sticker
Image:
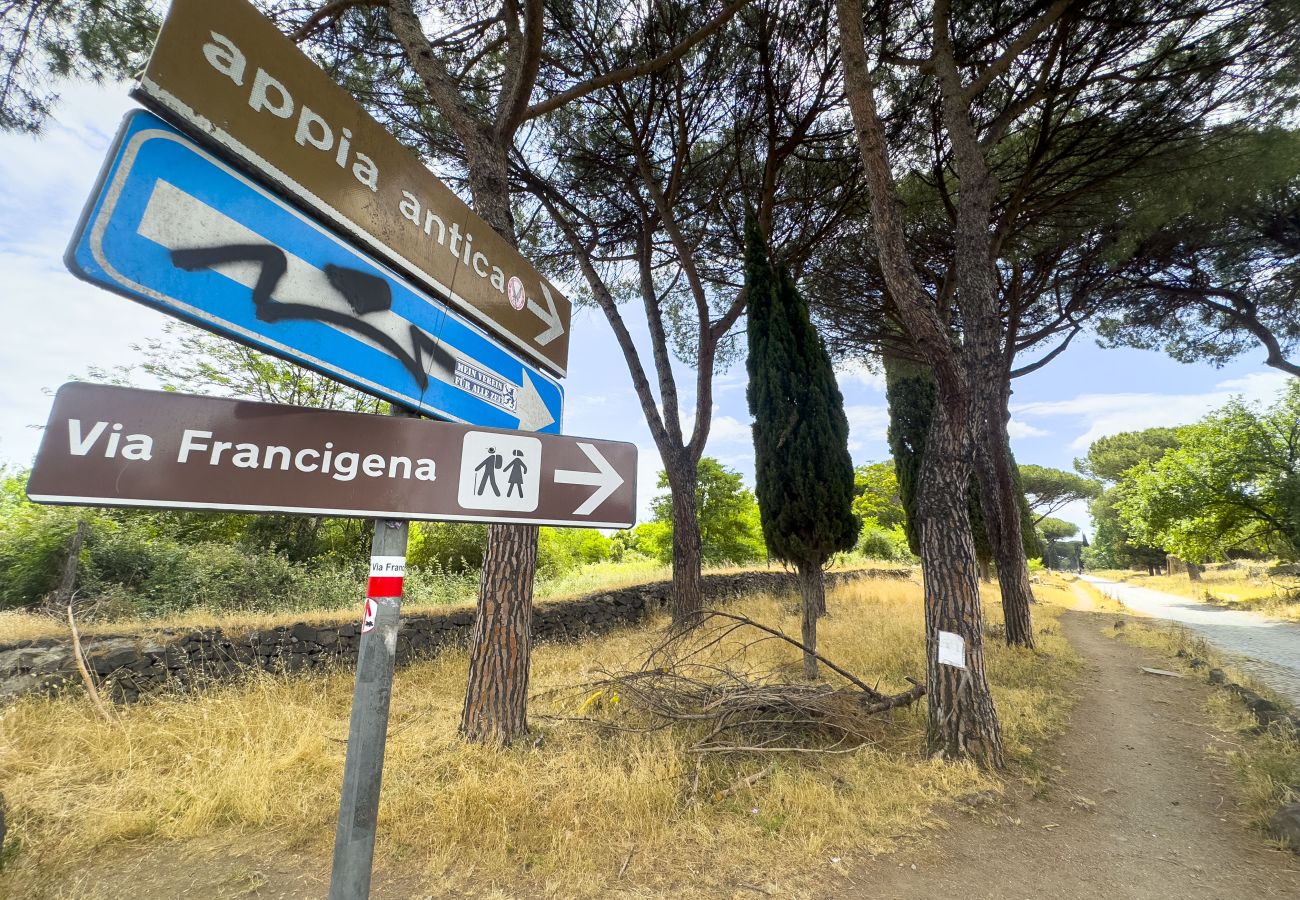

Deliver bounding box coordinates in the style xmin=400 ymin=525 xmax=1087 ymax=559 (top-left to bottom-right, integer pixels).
xmin=361 ymin=597 xmax=378 ymax=634
xmin=368 ymin=555 xmax=406 ymax=598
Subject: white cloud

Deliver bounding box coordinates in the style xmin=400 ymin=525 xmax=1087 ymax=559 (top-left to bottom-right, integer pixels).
xmin=844 ymin=403 xmax=890 ymax=454
xmin=708 ymin=414 xmax=752 ymax=445
xmin=835 ymin=358 xmax=886 ymax=392
xmin=1006 ymin=419 xmax=1049 ymax=439
xmin=1012 ymin=370 xmax=1295 ymax=450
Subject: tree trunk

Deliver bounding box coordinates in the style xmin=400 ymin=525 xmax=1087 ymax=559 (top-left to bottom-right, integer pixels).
xmin=977 ymin=557 xmax=993 ymax=582
xmin=452 ymin=131 xmax=541 ymax=746
xmin=460 ymin=522 xmax=537 ymax=745
xmin=795 ymin=562 xmax=823 ymax=680
xmin=664 ymin=456 xmax=705 ymax=626
xmin=969 ymin=334 xmax=1035 ymax=649
xmin=1187 ymin=561 xmax=1203 ymax=582
xmin=917 ymin=403 xmax=1005 ymax=768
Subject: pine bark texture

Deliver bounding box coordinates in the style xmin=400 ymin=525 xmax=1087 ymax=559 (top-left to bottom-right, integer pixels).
xmin=665 ymin=456 xmax=706 ymax=625
xmin=918 ymin=406 xmax=1006 ymax=768
xmin=972 ymin=393 xmax=1037 ymax=648
xmin=460 ymin=522 xmax=538 ymax=745
xmin=837 ymin=0 xmax=1006 ymax=766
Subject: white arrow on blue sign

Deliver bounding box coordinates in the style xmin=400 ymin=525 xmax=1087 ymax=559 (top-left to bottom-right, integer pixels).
xmin=66 ymin=110 xmax=564 ymax=433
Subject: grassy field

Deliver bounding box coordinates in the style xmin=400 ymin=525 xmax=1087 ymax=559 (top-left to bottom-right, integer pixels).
xmin=0 ymin=559 xmax=909 ymax=645
xmin=1094 ymin=565 xmax=1300 ymax=621
xmin=0 ymin=575 xmax=1077 ymax=899
xmin=1069 ymin=576 xmax=1300 ymax=838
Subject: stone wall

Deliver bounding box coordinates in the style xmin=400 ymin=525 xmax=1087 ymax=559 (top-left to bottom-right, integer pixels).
xmin=0 ymin=567 xmax=905 ymax=704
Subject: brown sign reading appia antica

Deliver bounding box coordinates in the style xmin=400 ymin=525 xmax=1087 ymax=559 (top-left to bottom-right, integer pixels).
xmin=135 ymin=0 xmax=571 ymax=376
xmin=29 ymin=384 xmax=636 ymax=529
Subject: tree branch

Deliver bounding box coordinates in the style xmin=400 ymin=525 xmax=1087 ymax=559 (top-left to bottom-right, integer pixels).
xmin=521 ymin=0 xmax=752 ymax=122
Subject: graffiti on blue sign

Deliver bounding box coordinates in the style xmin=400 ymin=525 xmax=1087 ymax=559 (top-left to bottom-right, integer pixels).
xmin=67 ymin=110 xmax=563 ymax=433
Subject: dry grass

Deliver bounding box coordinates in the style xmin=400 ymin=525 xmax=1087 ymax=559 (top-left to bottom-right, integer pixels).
xmin=1097 ymin=566 xmax=1300 ymax=621
xmin=0 ymin=576 xmax=1077 ymax=898
xmin=0 ymin=561 xmax=911 ymax=646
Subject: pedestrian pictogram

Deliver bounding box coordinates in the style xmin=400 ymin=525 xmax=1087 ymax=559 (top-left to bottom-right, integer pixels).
xmin=361 ymin=598 xmax=377 ymax=634
xmin=505 ymin=450 xmax=528 ymax=498
xmin=457 ymin=431 xmax=541 ymax=513
xmin=474 ymin=446 xmax=504 ymax=496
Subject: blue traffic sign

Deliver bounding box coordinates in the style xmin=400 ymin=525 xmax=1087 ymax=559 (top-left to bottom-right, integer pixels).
xmin=67 ymin=110 xmax=564 ymax=433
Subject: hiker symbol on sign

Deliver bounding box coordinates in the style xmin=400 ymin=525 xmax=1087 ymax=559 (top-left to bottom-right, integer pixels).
xmin=458 ymin=431 xmax=541 ymax=513
xmin=361 ymin=598 xmax=377 ymax=634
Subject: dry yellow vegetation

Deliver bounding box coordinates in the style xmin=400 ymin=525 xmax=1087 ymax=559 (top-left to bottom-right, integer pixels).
xmin=0 ymin=576 xmax=1078 ymax=899
xmin=0 ymin=560 xmax=913 ymax=645
xmin=1097 ymin=565 xmax=1300 ymax=622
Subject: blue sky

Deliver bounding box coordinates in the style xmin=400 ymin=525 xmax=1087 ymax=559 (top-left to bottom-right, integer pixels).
xmin=2 ymin=81 xmax=1293 ymax=537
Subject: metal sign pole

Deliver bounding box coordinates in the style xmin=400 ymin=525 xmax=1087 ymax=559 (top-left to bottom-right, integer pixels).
xmin=328 ymin=411 xmax=411 ymax=900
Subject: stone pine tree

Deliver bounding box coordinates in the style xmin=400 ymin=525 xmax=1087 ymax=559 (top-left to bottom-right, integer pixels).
xmin=885 ymin=354 xmax=1041 ymax=594
xmin=745 ymin=216 xmax=859 ymax=679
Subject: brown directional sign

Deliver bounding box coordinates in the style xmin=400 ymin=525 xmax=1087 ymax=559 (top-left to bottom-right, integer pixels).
xmin=28 ymin=384 xmax=635 ymax=529
xmin=135 ymin=0 xmax=571 ymax=376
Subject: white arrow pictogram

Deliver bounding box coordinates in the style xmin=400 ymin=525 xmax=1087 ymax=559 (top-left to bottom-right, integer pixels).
xmin=527 ymin=282 xmax=565 ymax=346
xmin=553 ymin=443 xmax=623 ymax=515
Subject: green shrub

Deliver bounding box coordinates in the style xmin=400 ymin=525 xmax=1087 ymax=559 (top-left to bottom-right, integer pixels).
xmin=856 ymin=520 xmax=913 ymax=561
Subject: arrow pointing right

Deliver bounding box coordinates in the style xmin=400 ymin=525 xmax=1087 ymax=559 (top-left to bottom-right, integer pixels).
xmin=527 ymin=282 xmax=565 ymax=346
xmin=554 ymin=443 xmax=624 ymax=516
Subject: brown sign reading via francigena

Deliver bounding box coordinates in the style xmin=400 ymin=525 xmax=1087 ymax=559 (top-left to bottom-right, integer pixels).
xmin=134 ymin=0 xmax=571 ymax=376
xmin=28 ymin=384 xmax=635 ymax=529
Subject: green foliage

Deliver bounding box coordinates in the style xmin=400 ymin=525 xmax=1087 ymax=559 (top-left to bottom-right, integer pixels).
xmin=856 ymin=520 xmax=913 ymax=562
xmin=852 ymin=462 xmax=906 ymax=529
xmin=1077 ymin=426 xmax=1188 ymax=569
xmin=1037 ymin=517 xmax=1079 ymax=542
xmin=1117 ymin=380 xmax=1300 ymax=562
xmin=0 ymin=471 xmax=88 ymax=607
xmin=0 ymin=0 xmax=158 ymax=133
xmin=1093 ymin=129 xmax=1300 ymax=373
xmin=1088 ymin=486 xmax=1168 ymax=571
xmin=1074 ymin=427 xmax=1184 ymax=482
xmin=536 ymin=528 xmax=613 ymax=579
xmin=407 ymin=523 xmax=489 ymax=573
xmin=646 ymin=459 xmax=766 ymax=566
xmin=883 ymin=355 xmax=934 ymax=557
xmin=1019 ymin=464 xmax=1102 ymax=523
xmin=744 ymin=216 xmax=858 ymax=568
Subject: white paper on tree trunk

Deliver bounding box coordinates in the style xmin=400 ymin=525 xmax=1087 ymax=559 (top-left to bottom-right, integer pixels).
xmin=937 ymin=630 xmax=966 ymax=669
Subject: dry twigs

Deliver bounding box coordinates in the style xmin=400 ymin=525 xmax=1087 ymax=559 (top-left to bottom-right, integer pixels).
xmin=538 ymin=610 xmax=924 ymax=755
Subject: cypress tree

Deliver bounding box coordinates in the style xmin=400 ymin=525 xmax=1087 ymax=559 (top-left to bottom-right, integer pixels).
xmin=745 ymin=216 xmax=859 ymax=679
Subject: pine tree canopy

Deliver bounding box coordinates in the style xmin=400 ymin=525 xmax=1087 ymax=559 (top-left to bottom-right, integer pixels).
xmin=744 ymin=215 xmax=859 ymax=568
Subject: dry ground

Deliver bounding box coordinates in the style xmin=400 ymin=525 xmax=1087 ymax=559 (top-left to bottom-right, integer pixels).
xmin=833 ymin=586 xmax=1300 ymax=899
xmin=0 ymin=576 xmax=1070 ymax=899
xmin=3 ymin=576 xmax=1295 ymax=898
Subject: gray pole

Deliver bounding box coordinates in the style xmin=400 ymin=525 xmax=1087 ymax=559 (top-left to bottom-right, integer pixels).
xmin=328 ymin=413 xmax=411 ymax=900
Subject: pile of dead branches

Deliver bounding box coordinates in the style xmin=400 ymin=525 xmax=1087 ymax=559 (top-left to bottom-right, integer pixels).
xmin=540 ymin=610 xmax=924 ymax=755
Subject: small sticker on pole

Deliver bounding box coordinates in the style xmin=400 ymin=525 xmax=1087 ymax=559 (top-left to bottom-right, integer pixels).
xmin=368 ymin=555 xmax=406 ymax=598
xmin=937 ymin=630 xmax=966 ymax=669
xmin=361 ymin=598 xmax=378 ymax=634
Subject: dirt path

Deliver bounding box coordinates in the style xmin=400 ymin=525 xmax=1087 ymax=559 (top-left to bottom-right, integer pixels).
xmin=1081 ymin=575 xmax=1300 ymax=705
xmin=841 ymin=603 xmax=1300 ymax=900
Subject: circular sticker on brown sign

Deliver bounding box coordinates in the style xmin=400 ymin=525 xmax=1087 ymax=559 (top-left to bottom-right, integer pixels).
xmin=507 ymin=276 xmax=526 ymax=311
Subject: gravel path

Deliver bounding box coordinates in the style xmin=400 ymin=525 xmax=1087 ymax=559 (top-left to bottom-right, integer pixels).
xmin=1080 ymin=575 xmax=1300 ymax=706
xmin=843 ymin=605 xmax=1300 ymax=899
